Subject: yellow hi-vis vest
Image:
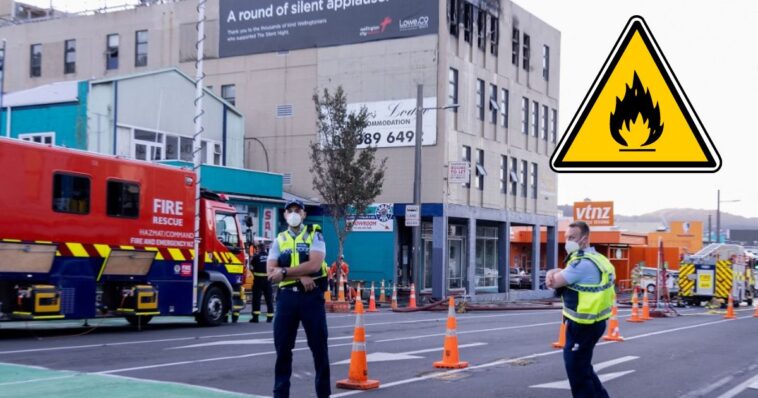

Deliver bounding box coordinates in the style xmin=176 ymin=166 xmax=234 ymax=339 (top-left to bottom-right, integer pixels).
xmin=561 ymin=250 xmax=616 ymax=324
xmin=277 ymin=225 xmax=328 ymax=288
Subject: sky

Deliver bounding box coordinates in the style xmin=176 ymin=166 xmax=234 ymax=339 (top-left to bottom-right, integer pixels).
xmin=21 ymin=1 xmax=758 ymax=217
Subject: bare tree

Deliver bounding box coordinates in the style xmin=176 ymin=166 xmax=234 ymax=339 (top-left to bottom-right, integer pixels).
xmin=309 ymin=87 xmax=387 ymax=272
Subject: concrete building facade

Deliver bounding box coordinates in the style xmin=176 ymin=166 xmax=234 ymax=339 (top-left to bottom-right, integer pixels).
xmin=0 ymin=0 xmax=560 ymax=299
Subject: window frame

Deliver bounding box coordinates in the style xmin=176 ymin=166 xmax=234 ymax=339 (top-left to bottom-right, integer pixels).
xmin=106 ymin=33 xmax=119 ymax=70
xmin=531 ymin=162 xmax=538 ymax=199
xmin=476 ymin=79 xmax=485 ymax=121
xmin=542 ymin=44 xmax=550 ymax=81
xmin=531 ymin=100 xmax=539 ymax=137
xmin=511 ymin=27 xmax=519 ymax=65
xmin=448 ymin=68 xmax=458 ymax=112
xmin=510 ymin=157 xmax=518 ymax=196
xmin=20 ymin=132 xmax=55 ymax=145
xmin=489 ymin=83 xmax=498 ymax=124
xmin=489 ymin=16 xmax=499 ymax=55
xmin=476 ymin=7 xmax=486 ymax=50
xmin=106 ymin=179 xmax=141 ymax=219
xmin=521 ymin=97 xmax=529 ymax=135
xmin=520 ymin=160 xmax=528 ymax=198
xmin=463 ymin=2 xmax=473 ymax=43
xmin=475 ymin=149 xmax=485 ymax=191
xmin=500 ymin=155 xmax=507 ymax=194
xmin=448 ymin=0 xmax=459 ymax=36
xmin=500 ymin=88 xmax=509 ymax=128
xmin=462 ymin=145 xmax=471 ymax=188
xmin=551 ymin=108 xmax=558 ymax=143
xmin=64 ymin=39 xmax=76 ymax=74
xmin=522 ymin=33 xmax=530 ymax=70
xmin=542 ymin=104 xmax=549 ymax=141
xmin=135 ymin=29 xmax=148 ymax=67
xmin=30 ymin=43 xmax=42 ymax=77
xmin=52 ymin=172 xmax=91 ymax=215
xmin=221 ymin=84 xmax=236 ymax=106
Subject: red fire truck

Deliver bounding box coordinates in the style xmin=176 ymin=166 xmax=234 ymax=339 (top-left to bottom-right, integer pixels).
xmin=0 ymin=138 xmax=248 ymax=326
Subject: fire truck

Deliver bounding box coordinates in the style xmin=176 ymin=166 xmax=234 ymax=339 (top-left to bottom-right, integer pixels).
xmin=678 ymin=243 xmax=755 ymax=307
xmin=0 ymin=138 xmax=248 ymax=326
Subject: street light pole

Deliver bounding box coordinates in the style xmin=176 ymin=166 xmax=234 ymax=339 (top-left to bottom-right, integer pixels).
xmin=412 ymin=84 xmax=423 ymax=292
xmin=716 ymin=189 xmax=720 ymax=243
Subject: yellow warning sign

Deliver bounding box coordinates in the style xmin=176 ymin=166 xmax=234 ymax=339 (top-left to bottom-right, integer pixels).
xmin=551 ymin=16 xmax=720 ymax=172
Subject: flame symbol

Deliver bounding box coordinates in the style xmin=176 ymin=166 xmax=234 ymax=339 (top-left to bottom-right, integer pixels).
xmin=609 ymin=72 xmax=664 ymax=150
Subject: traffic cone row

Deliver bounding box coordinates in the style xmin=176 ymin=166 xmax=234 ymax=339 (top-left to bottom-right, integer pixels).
xmin=724 ymin=295 xmax=736 ymax=320
xmin=433 ymin=296 xmax=468 ymax=369
xmin=336 ymin=297 xmax=380 ymax=390
xmin=367 ymin=282 xmax=378 ymax=313
xmin=602 ymin=301 xmax=624 ymax=342
xmin=627 ymin=288 xmax=644 ymax=323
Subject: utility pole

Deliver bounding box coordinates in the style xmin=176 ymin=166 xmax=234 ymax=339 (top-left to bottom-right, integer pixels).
xmin=412 ymin=84 xmax=423 ymax=293
xmin=191 ymin=0 xmax=207 ymax=313
xmin=716 ymin=189 xmax=720 ymax=243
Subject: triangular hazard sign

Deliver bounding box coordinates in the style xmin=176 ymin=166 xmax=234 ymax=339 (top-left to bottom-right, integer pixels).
xmin=551 ymin=16 xmax=720 ymax=172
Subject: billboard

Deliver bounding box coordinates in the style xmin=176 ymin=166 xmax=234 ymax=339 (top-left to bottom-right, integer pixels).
xmin=350 ymin=97 xmax=437 ymax=148
xmin=220 ymin=0 xmax=439 ymax=58
xmin=573 ymin=201 xmax=614 ymax=226
xmin=347 ymin=203 xmax=394 ymax=232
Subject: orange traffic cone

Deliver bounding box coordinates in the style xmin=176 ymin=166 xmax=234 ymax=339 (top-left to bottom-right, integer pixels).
xmin=336 ymin=298 xmax=380 ymax=390
xmin=367 ymin=282 xmax=378 ymax=312
xmin=390 ymin=283 xmax=398 ymax=310
xmin=379 ymin=280 xmax=387 ymax=303
xmin=627 ymin=288 xmax=644 ymax=323
xmin=602 ymin=302 xmax=625 ymax=342
xmin=337 ymin=276 xmax=346 ymax=302
xmin=324 ymin=289 xmax=332 ymax=302
xmin=725 ymin=295 xmax=737 ymax=320
xmin=752 ymin=303 xmax=758 ymax=318
xmin=552 ymin=317 xmax=566 ymax=349
xmin=408 ymin=283 xmax=417 ymax=309
xmin=353 ymin=285 xmax=363 ymax=314
xmin=641 ymin=291 xmax=652 ymax=321
xmin=433 ymin=296 xmax=468 ymax=369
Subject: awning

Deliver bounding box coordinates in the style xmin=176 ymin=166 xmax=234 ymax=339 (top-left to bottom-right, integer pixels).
xmin=224 ymin=193 xmax=285 ymax=205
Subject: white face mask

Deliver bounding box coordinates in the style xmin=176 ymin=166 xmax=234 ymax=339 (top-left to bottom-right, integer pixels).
xmin=286 ymin=212 xmax=302 ymax=227
xmin=565 ymin=239 xmax=580 ymax=255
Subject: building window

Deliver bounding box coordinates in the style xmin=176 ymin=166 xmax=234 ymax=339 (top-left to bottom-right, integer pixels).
xmin=134 ymin=129 xmax=163 ymax=161
xmin=107 ymin=180 xmax=140 ymax=218
xmin=52 ymin=173 xmax=90 ymax=215
xmin=489 ymin=16 xmax=499 ymax=55
xmin=214 ymin=143 xmax=222 ymax=165
xmin=522 ymin=33 xmax=530 ymax=70
xmin=475 ymin=149 xmax=485 ymax=191
xmin=30 ymin=44 xmax=41 ymax=77
xmin=520 ymin=160 xmax=528 ymax=197
xmin=542 ymin=45 xmax=550 ymax=81
xmin=448 ymin=0 xmax=459 ymax=36
xmin=551 ymin=109 xmax=558 ymax=143
xmin=511 ymin=27 xmax=519 ymax=65
xmin=531 ymin=162 xmax=538 ymax=199
xmin=463 ymin=2 xmax=473 ymax=43
xmin=476 ymin=79 xmax=484 ymax=121
xmin=165 ymin=135 xmax=194 ymax=162
xmin=489 ymin=84 xmax=498 ymax=124
xmin=221 ymin=84 xmax=236 ymax=106
xmin=448 ymin=68 xmax=458 ymax=111
xmin=521 ymin=97 xmax=529 ymax=135
xmin=106 ymin=34 xmax=119 ymax=70
xmin=135 ymin=30 xmax=148 ymax=67
xmin=531 ymin=100 xmax=539 ymax=137
xmin=500 ymin=88 xmax=509 ymax=128
xmin=0 ymin=46 xmax=4 ymax=81
xmin=510 ymin=157 xmax=518 ymax=196
xmin=462 ymin=145 xmax=471 ymax=188
xmin=476 ymin=8 xmax=486 ymax=50
xmin=542 ymin=104 xmax=549 ymax=140
xmin=500 ymin=155 xmax=507 ymax=193
xmin=475 ymin=226 xmax=499 ymax=289
xmin=64 ymin=39 xmax=76 ymax=74
xmin=20 ymin=132 xmax=54 ymax=145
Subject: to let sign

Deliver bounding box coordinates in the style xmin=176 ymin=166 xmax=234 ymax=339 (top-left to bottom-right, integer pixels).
xmin=448 ymin=161 xmax=470 ymax=184
xmin=573 ymin=201 xmax=614 ymax=226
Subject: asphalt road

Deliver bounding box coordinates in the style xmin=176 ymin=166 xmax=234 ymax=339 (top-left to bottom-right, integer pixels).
xmin=1 ymin=303 xmax=757 ymax=398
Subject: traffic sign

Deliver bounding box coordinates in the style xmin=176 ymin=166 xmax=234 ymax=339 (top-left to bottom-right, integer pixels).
xmin=551 ymin=16 xmax=720 ymax=172
xmin=405 ymin=205 xmax=420 ymax=227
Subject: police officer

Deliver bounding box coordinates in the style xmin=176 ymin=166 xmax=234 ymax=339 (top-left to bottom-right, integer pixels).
xmin=546 ymin=221 xmax=614 ymax=398
xmin=267 ymin=199 xmax=330 ymax=398
xmin=250 ymin=243 xmax=274 ymax=323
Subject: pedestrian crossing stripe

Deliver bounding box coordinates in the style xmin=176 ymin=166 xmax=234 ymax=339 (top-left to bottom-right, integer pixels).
xmin=550 ymin=15 xmax=720 ymax=173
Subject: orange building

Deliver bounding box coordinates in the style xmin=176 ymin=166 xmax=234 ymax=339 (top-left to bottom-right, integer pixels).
xmin=647 ymin=221 xmax=703 ymax=256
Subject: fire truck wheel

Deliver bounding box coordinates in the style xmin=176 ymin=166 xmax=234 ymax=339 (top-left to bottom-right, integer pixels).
xmin=199 ymin=286 xmax=227 ymax=326
xmin=125 ymin=315 xmax=153 ymax=327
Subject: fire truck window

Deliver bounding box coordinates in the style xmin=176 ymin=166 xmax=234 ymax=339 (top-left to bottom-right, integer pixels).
xmin=52 ymin=173 xmax=91 ymax=214
xmin=107 ymin=180 xmax=140 ymax=218
xmin=215 ymin=213 xmax=240 ymax=250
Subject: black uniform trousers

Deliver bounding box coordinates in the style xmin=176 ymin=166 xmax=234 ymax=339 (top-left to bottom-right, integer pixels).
xmin=252 ymin=275 xmax=274 ymax=318
xmin=273 ymin=285 xmax=330 ymax=398
xmin=563 ymin=318 xmax=610 ymax=398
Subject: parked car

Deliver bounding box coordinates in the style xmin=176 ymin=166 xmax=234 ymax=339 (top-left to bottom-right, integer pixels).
xmin=640 ymin=267 xmax=679 ymax=296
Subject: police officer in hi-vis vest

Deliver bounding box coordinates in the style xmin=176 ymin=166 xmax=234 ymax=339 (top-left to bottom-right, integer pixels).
xmin=249 ymin=242 xmax=273 ymax=323
xmin=267 ymin=199 xmax=330 ymax=398
xmin=546 ymin=221 xmax=615 ymax=398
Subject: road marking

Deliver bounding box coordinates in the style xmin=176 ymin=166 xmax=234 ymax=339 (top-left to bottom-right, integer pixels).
xmin=375 ymin=321 xmax=557 ymax=343
xmin=0 ymin=374 xmax=77 ymax=386
xmin=331 ymin=315 xmax=751 ymax=397
xmin=529 ymin=356 xmax=638 ymax=389
xmin=680 ymin=375 xmax=735 ymax=398
xmin=332 ymin=343 xmax=487 ymax=365
xmin=169 ymin=335 xmax=356 ymax=349
xmin=717 ymin=373 xmax=758 ymax=398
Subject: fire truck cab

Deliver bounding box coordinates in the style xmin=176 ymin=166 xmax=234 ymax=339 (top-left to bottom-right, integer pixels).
xmin=0 ymin=138 xmax=247 ymax=326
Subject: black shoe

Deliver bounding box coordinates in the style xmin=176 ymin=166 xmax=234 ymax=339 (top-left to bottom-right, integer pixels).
xmin=266 ymin=315 xmax=273 ymax=323
xmin=249 ymin=316 xmax=259 ymax=323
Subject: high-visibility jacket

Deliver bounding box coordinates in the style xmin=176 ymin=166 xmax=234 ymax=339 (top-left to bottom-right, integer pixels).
xmin=561 ymin=250 xmax=616 ymax=324
xmin=277 ymin=225 xmax=328 ymax=288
